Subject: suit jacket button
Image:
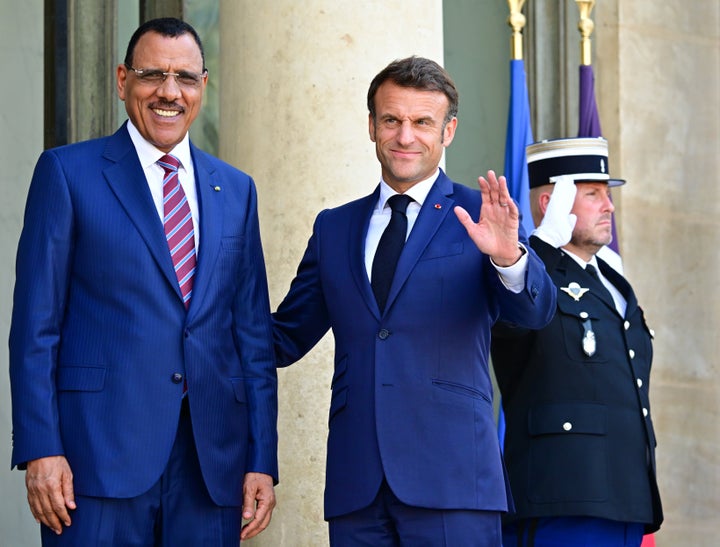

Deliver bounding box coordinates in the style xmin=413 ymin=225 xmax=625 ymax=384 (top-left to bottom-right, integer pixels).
xmin=378 ymin=329 xmax=390 ymax=340
xmin=172 ymin=373 xmax=184 ymax=384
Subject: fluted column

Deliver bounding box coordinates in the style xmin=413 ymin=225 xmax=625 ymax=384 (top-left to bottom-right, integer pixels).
xmin=219 ymin=1 xmax=443 ymax=544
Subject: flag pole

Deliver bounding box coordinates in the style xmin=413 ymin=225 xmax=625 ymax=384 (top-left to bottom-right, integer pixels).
xmin=575 ymin=0 xmax=596 ymax=66
xmin=507 ymin=0 xmax=527 ymax=60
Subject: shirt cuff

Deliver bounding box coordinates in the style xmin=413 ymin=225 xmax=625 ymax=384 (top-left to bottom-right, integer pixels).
xmin=491 ymin=243 xmax=528 ymax=294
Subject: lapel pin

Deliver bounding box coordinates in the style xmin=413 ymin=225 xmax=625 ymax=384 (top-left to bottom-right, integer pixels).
xmin=561 ymin=282 xmax=589 ymax=301
xmin=434 ymin=203 xmax=442 ymax=209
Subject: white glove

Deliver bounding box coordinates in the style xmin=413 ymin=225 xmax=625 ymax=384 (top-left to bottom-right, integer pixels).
xmin=532 ymin=175 xmax=577 ymax=248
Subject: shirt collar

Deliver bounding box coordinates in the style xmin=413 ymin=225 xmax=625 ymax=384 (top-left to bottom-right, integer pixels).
xmin=563 ymin=247 xmax=600 ymax=271
xmin=376 ymin=168 xmax=440 ymax=210
xmin=126 ymin=119 xmax=192 ymax=171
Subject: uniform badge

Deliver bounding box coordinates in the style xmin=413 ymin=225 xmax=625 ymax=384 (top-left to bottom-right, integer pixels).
xmin=561 ymin=282 xmax=589 ymax=301
xmin=580 ymin=317 xmax=597 ymax=356
xmin=582 ymin=326 xmax=596 ymax=356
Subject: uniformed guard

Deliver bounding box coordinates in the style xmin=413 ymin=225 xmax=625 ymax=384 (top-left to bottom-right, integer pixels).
xmin=491 ymin=137 xmax=663 ymax=547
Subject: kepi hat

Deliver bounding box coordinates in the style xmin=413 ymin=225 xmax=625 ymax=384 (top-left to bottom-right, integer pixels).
xmin=526 ymin=137 xmax=625 ymax=188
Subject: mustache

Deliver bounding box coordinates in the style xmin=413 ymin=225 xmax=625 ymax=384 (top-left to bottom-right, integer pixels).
xmin=150 ymin=101 xmax=184 ymax=111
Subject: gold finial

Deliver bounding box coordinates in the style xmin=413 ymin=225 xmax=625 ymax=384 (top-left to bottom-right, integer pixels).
xmin=507 ymin=0 xmax=527 ymax=61
xmin=575 ymin=0 xmax=596 ymax=66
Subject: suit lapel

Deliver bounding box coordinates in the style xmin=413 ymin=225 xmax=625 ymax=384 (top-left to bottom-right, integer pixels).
xmin=186 ymin=146 xmax=223 ymax=318
xmin=349 ymin=190 xmax=382 ymax=317
xmin=102 ymin=127 xmax=222 ymax=312
xmin=599 ymin=258 xmax=638 ymax=316
xmin=383 ymin=173 xmax=454 ymax=313
xmin=102 ymin=126 xmax=180 ymax=298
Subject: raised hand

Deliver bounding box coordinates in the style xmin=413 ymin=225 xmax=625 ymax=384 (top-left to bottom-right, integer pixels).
xmin=454 ymin=170 xmax=522 ymax=267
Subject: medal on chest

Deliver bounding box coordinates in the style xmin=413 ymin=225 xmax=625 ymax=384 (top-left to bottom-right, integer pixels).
xmin=561 ymin=281 xmax=597 ymax=357
xmin=581 ymin=317 xmax=596 ymax=357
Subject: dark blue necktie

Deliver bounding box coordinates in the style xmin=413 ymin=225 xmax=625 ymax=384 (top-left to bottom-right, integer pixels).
xmin=586 ymin=264 xmax=614 ymax=303
xmin=371 ymin=194 xmax=413 ymax=313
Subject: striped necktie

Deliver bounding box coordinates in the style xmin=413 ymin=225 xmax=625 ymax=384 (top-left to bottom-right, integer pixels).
xmin=158 ymin=154 xmax=196 ymax=309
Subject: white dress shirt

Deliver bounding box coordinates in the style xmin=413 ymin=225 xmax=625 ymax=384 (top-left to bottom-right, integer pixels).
xmin=364 ymin=169 xmax=527 ymax=293
xmin=126 ymin=120 xmax=200 ymax=250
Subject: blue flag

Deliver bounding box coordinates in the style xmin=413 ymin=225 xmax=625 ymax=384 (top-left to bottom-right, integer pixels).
xmin=498 ymin=59 xmax=535 ymax=448
xmin=504 ymin=59 xmax=535 ymax=237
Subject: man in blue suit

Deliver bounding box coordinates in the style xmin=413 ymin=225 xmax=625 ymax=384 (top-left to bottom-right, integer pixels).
xmin=273 ymin=56 xmax=556 ymax=546
xmin=9 ymin=18 xmax=277 ymax=546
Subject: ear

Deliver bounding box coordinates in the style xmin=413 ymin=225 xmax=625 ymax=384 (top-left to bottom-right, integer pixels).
xmin=442 ymin=116 xmax=457 ymax=147
xmin=368 ymin=114 xmax=376 ymax=142
xmin=538 ymin=190 xmax=552 ymax=216
xmin=116 ymin=64 xmax=128 ymax=101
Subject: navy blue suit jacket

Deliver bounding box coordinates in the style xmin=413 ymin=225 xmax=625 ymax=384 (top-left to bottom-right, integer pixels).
xmin=10 ymin=124 xmax=278 ymax=506
xmin=491 ymin=237 xmax=663 ymax=533
xmin=273 ymin=171 xmax=556 ymax=519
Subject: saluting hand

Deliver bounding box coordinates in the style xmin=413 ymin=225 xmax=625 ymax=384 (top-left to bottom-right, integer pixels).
xmin=532 ymin=175 xmax=577 ymax=248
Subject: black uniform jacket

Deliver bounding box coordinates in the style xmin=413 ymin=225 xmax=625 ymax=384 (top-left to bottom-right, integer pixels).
xmin=491 ymin=236 xmax=663 ymax=534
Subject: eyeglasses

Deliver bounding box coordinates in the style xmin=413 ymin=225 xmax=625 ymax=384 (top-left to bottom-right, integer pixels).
xmin=125 ymin=65 xmax=207 ymax=89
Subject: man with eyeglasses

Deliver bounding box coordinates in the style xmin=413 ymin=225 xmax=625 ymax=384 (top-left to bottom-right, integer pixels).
xmin=9 ymin=17 xmax=278 ymax=546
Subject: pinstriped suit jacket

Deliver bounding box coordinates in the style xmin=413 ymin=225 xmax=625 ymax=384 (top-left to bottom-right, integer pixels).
xmin=9 ymin=123 xmax=278 ymax=505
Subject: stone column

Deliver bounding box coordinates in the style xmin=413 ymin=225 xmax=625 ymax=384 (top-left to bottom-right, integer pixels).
xmin=218 ymin=1 xmax=443 ymax=544
xmin=0 ymin=1 xmax=45 ymax=544
xmin=596 ymin=2 xmax=720 ymax=546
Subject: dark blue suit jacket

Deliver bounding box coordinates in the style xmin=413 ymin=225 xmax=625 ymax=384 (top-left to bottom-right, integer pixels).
xmin=9 ymin=124 xmax=278 ymax=506
xmin=491 ymin=237 xmax=663 ymax=533
xmin=273 ymin=171 xmax=556 ymax=519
